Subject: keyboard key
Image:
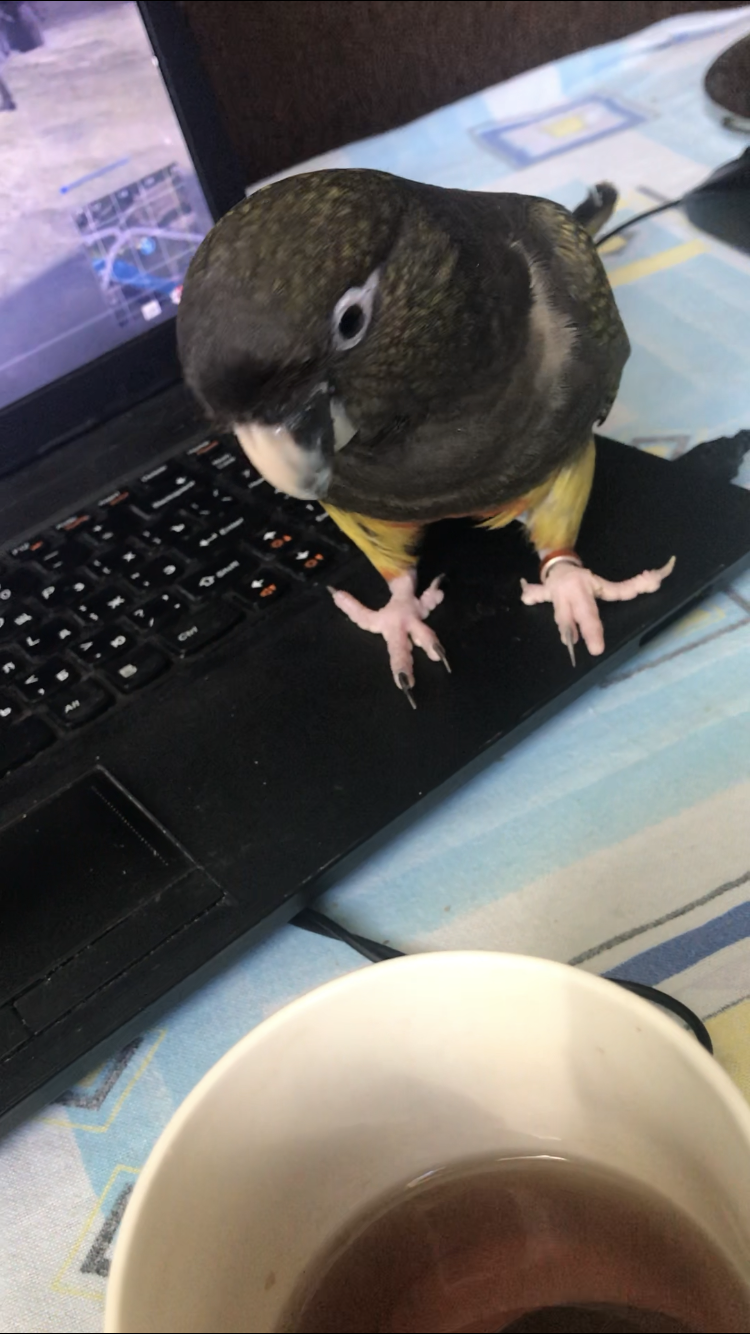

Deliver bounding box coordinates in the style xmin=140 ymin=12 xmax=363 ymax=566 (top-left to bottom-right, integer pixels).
xmin=0 ymin=690 xmax=21 ymax=723
xmin=72 ymin=625 xmax=137 ymax=666
xmin=181 ymin=526 xmax=226 ymax=560
xmin=5 ymin=534 xmax=57 ymax=563
xmin=0 ymin=604 xmax=45 ymax=640
xmin=0 ymin=647 xmax=26 ymax=682
xmin=46 ymin=680 xmax=112 ymax=729
xmin=252 ymin=524 xmax=299 ymax=557
xmin=140 ymin=512 xmax=201 ymax=551
xmin=124 ymin=552 xmax=185 ymax=592
xmin=128 ymin=590 xmax=188 ymax=630
xmin=272 ymin=496 xmax=348 ymax=545
xmin=38 ymin=539 xmax=90 ymax=574
xmin=103 ymin=644 xmax=169 ymax=693
xmin=180 ymin=508 xmax=250 ymax=560
xmin=277 ymin=542 xmax=341 ymax=580
xmin=234 ymin=570 xmax=289 ymax=609
xmin=37 ymin=572 xmax=94 ymax=611
xmin=17 ymin=616 xmax=78 ymax=658
xmin=160 ymin=602 xmax=241 ymax=657
xmin=89 ymin=493 xmax=143 ymax=545
xmin=76 ymin=584 xmax=135 ymax=623
xmin=87 ymin=542 xmax=144 ymax=579
xmin=272 ymin=492 xmax=323 ymax=520
xmin=183 ymin=485 xmax=237 ymax=521
xmin=186 ymin=437 xmax=243 ymax=477
xmin=234 ymin=461 xmax=275 ymax=502
xmin=308 ymin=509 xmax=351 ymax=544
xmin=17 ymin=657 xmax=80 ymax=702
xmin=0 ymin=716 xmax=54 ymax=777
xmin=54 ymin=512 xmax=94 ymax=539
xmin=132 ymin=463 xmax=198 ymax=514
xmin=181 ymin=549 xmax=258 ymax=599
xmin=0 ymin=566 xmax=41 ymax=602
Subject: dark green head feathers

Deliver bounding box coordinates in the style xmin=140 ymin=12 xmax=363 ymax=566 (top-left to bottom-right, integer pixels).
xmin=177 ymin=168 xmax=531 ymax=437
xmin=177 ymin=167 xmax=627 ymax=518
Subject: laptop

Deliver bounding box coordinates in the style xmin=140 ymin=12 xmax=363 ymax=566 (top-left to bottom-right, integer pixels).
xmin=1 ymin=0 xmax=749 ymax=1137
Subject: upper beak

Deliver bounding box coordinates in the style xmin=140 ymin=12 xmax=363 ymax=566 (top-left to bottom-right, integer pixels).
xmin=283 ymin=382 xmax=335 ymax=472
xmin=233 ymin=382 xmax=356 ymax=501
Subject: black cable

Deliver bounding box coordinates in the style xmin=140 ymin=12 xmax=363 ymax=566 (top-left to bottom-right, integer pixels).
xmin=595 ymin=197 xmax=681 ymax=247
xmin=613 ymin=979 xmax=713 ymax=1054
xmin=293 ymin=907 xmax=713 ymax=1055
xmin=293 ymin=907 xmax=404 ymax=963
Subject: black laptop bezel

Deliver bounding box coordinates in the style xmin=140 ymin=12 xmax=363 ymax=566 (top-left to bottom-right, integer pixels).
xmin=0 ymin=0 xmax=246 ymax=482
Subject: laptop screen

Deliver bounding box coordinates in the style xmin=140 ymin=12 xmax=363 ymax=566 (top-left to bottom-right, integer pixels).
xmin=0 ymin=0 xmax=214 ymax=413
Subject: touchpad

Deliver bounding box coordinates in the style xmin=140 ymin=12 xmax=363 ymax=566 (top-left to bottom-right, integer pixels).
xmin=0 ymin=768 xmax=200 ymax=1006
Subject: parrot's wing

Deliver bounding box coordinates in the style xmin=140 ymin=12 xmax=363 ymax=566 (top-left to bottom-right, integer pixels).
xmin=522 ymin=197 xmax=630 ymax=424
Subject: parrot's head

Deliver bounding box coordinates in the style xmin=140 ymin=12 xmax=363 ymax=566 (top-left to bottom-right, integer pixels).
xmin=177 ymin=169 xmax=531 ymax=500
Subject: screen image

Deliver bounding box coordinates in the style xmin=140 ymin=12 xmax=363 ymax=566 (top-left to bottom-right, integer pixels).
xmin=0 ymin=1 xmax=214 ymax=411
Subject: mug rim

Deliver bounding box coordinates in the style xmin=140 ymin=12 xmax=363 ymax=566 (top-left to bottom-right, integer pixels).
xmin=104 ymin=950 xmax=750 ymax=1333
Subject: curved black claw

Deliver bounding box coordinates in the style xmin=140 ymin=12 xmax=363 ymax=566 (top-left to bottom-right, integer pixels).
xmin=435 ymin=642 xmax=451 ymax=674
xmin=561 ymin=627 xmax=576 ymax=668
xmin=397 ymin=672 xmax=417 ymax=710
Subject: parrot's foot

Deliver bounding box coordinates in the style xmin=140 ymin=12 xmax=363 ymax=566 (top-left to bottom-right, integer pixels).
xmin=520 ymin=555 xmax=676 ymax=664
xmin=329 ymin=570 xmax=449 ymax=706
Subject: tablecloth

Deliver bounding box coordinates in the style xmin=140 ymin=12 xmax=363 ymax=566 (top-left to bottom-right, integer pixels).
xmin=2 ymin=6 xmax=750 ymax=1330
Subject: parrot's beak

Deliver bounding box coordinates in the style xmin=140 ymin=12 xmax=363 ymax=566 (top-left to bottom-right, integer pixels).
xmin=234 ymin=383 xmax=342 ymax=500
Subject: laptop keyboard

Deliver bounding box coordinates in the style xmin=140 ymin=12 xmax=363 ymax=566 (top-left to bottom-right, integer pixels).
xmin=0 ymin=436 xmax=355 ymax=779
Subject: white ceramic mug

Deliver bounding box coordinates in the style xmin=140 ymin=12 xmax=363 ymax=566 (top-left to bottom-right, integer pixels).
xmin=105 ymin=953 xmax=750 ymax=1333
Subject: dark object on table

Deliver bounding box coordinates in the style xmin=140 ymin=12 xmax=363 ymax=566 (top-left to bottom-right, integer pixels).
xmin=705 ymin=32 xmax=750 ymax=132
xmin=683 ymin=148 xmax=750 ymax=255
xmin=674 ymin=430 xmax=750 ymax=486
xmin=503 ymin=1305 xmax=690 ymax=1332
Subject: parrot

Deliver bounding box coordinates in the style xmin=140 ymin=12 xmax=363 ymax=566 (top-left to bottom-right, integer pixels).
xmin=177 ymin=169 xmax=674 ymax=706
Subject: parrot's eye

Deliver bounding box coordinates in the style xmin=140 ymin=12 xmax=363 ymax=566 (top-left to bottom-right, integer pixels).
xmin=332 ymin=269 xmax=379 ymax=351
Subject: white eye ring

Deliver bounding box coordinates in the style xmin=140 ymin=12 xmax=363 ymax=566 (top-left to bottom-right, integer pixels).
xmin=331 ymin=268 xmax=380 ymax=351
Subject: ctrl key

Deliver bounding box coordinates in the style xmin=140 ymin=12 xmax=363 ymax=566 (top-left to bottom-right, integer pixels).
xmin=0 ymin=715 xmax=55 ymax=777
xmin=160 ymin=601 xmax=240 ymax=657
xmin=103 ymin=644 xmax=170 ymax=693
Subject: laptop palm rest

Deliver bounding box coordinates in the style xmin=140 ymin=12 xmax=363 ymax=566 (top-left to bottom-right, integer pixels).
xmin=0 ymin=769 xmax=221 ymax=1047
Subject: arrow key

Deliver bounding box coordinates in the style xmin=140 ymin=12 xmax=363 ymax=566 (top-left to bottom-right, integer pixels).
xmin=234 ymin=570 xmax=289 ymax=610
xmin=277 ymin=541 xmax=340 ymax=581
xmin=251 ymin=525 xmax=299 ymax=557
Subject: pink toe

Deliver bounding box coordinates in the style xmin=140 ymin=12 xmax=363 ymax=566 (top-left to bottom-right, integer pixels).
xmin=384 ymin=627 xmax=416 ymax=683
xmin=572 ymin=595 xmax=605 ymax=655
xmin=418 ymin=577 xmax=445 ymax=615
xmin=330 ymin=589 xmax=382 ymax=632
xmin=409 ymin=621 xmax=440 ymax=659
xmin=520 ymin=579 xmax=550 ymax=606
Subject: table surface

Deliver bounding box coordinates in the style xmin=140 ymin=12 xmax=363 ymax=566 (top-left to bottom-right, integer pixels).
xmin=2 ymin=6 xmax=750 ymax=1332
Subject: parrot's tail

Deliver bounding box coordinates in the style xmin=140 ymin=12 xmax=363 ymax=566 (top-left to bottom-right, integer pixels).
xmin=572 ymin=182 xmax=618 ymax=238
